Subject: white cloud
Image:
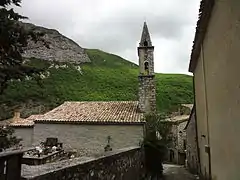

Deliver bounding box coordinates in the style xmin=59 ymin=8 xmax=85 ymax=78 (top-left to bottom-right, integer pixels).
xmin=16 ymin=0 xmax=200 ymax=74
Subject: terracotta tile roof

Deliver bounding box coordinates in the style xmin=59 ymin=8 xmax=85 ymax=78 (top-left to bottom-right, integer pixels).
xmin=164 ymin=115 xmax=189 ymax=124
xmin=26 ymin=114 xmax=44 ymax=121
xmin=0 ymin=112 xmax=38 ymax=127
xmin=9 ymin=118 xmax=34 ymax=127
xmin=35 ymin=101 xmax=145 ymax=124
xmin=188 ymin=0 xmax=215 ymax=72
xmin=184 ymin=105 xmax=196 ymax=130
xmin=181 ymin=104 xmax=194 ymax=110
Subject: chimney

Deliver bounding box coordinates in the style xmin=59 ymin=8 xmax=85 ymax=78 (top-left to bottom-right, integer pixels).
xmin=13 ymin=109 xmax=21 ymax=119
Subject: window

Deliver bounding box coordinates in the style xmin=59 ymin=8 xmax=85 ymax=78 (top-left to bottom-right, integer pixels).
xmin=144 ymin=61 xmax=149 ymax=74
xmin=143 ymin=40 xmax=148 ymax=46
xmin=144 ymin=61 xmax=149 ymax=70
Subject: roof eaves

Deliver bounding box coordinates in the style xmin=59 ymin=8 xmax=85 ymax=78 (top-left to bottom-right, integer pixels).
xmin=9 ymin=124 xmax=34 ymax=128
xmin=188 ymin=0 xmax=215 ymax=73
xmin=34 ymin=119 xmax=145 ymax=125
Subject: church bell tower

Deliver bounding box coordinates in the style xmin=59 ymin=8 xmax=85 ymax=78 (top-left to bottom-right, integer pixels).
xmin=138 ymin=22 xmax=156 ymax=113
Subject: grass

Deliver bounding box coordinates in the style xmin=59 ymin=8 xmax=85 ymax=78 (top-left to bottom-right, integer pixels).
xmin=0 ymin=49 xmax=193 ymax=120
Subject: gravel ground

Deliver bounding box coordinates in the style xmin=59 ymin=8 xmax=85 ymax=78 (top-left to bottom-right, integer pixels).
xmin=163 ymin=164 xmax=199 ymax=180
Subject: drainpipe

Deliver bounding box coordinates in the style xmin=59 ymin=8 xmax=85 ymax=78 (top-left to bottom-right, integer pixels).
xmin=201 ymin=43 xmax=212 ymax=180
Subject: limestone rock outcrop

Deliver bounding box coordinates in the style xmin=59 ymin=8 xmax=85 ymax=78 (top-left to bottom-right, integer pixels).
xmin=21 ymin=22 xmax=91 ymax=64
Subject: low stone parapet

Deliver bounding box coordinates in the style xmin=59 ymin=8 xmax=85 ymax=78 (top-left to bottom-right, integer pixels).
xmin=21 ymin=146 xmax=145 ymax=180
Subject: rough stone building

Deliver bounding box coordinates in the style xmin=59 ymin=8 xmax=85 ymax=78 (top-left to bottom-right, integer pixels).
xmin=165 ymin=114 xmax=189 ymax=165
xmin=138 ymin=22 xmax=156 ymax=113
xmin=188 ymin=0 xmax=240 ymax=179
xmin=28 ymin=22 xmax=157 ymax=156
xmin=184 ymin=106 xmax=200 ymax=174
xmin=1 ymin=22 xmax=156 ymax=158
xmin=33 ymin=101 xmax=145 ymax=156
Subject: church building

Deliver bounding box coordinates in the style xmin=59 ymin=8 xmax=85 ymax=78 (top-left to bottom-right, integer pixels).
xmin=3 ymin=22 xmax=157 ymax=156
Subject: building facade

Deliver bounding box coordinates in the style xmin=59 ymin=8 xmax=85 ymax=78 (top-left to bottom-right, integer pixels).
xmin=185 ymin=107 xmax=200 ymax=174
xmin=165 ymin=115 xmax=188 ymax=165
xmin=188 ymin=0 xmax=240 ymax=179
xmin=33 ymin=101 xmax=145 ymax=156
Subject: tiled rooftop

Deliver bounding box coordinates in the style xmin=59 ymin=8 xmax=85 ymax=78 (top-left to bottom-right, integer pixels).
xmin=9 ymin=118 xmax=34 ymax=127
xmin=35 ymin=101 xmax=145 ymax=124
xmin=164 ymin=115 xmax=189 ymax=124
xmin=26 ymin=114 xmax=44 ymax=121
xmin=181 ymin=104 xmax=193 ymax=110
xmin=1 ymin=112 xmax=34 ymax=127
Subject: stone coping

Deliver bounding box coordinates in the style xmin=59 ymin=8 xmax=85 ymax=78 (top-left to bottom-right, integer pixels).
xmin=0 ymin=147 xmax=35 ymax=158
xmin=21 ymin=146 xmax=141 ymax=179
xmin=23 ymin=150 xmax=64 ymax=160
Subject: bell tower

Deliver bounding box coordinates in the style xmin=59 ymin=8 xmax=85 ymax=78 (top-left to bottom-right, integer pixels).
xmin=138 ymin=22 xmax=156 ymax=113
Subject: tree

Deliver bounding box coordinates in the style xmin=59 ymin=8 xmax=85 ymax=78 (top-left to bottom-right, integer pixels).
xmin=0 ymin=126 xmax=21 ymax=151
xmin=143 ymin=112 xmax=174 ymax=179
xmin=0 ymin=0 xmax=48 ymax=94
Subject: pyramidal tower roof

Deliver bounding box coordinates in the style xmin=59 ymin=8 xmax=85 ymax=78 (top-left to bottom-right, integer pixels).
xmin=139 ymin=22 xmax=152 ymax=47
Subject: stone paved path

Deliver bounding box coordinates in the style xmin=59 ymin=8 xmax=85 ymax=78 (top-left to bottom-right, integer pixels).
xmin=163 ymin=164 xmax=199 ymax=180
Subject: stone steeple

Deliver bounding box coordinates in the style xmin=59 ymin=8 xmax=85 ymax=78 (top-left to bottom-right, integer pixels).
xmin=137 ymin=22 xmax=156 ymax=113
xmin=139 ymin=22 xmax=152 ymax=47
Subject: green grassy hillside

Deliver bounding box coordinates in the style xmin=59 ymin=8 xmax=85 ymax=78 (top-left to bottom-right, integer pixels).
xmin=0 ymin=49 xmax=193 ymax=119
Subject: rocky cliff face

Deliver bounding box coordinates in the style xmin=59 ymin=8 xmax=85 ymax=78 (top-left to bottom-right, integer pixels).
xmin=21 ymin=22 xmax=91 ymax=64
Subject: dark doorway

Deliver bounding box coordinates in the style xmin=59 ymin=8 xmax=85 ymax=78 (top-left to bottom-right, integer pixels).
xmin=170 ymin=150 xmax=174 ymax=162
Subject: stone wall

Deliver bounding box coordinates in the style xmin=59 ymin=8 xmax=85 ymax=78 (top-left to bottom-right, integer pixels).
xmin=21 ymin=147 xmax=145 ymax=180
xmin=138 ymin=48 xmax=154 ymax=76
xmin=33 ymin=123 xmax=144 ymax=156
xmin=14 ymin=127 xmax=34 ymax=147
xmin=138 ymin=75 xmax=156 ymax=113
xmin=20 ymin=22 xmax=91 ymax=64
xmin=166 ymin=120 xmax=188 ymax=165
xmin=177 ymin=121 xmax=187 ymax=153
xmin=186 ymin=109 xmax=199 ymax=174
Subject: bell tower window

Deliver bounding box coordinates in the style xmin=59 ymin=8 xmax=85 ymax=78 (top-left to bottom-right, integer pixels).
xmin=143 ymin=40 xmax=148 ymax=47
xmin=144 ymin=61 xmax=149 ymax=74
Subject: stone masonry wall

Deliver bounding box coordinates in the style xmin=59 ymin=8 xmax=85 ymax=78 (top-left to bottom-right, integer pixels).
xmin=21 ymin=147 xmax=145 ymax=180
xmin=33 ymin=123 xmax=144 ymax=157
xmin=166 ymin=120 xmax=187 ymax=164
xmin=14 ymin=127 xmax=34 ymax=147
xmin=138 ymin=75 xmax=156 ymax=113
xmin=138 ymin=48 xmax=154 ymax=76
xmin=186 ymin=110 xmax=199 ymax=174
xmin=177 ymin=121 xmax=187 ymax=153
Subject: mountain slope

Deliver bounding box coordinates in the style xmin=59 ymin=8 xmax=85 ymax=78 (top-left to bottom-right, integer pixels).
xmin=21 ymin=22 xmax=90 ymax=63
xmin=0 ymin=49 xmax=193 ymax=120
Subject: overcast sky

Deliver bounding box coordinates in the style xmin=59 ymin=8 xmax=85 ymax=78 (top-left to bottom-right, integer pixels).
xmin=16 ymin=0 xmax=200 ymax=74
